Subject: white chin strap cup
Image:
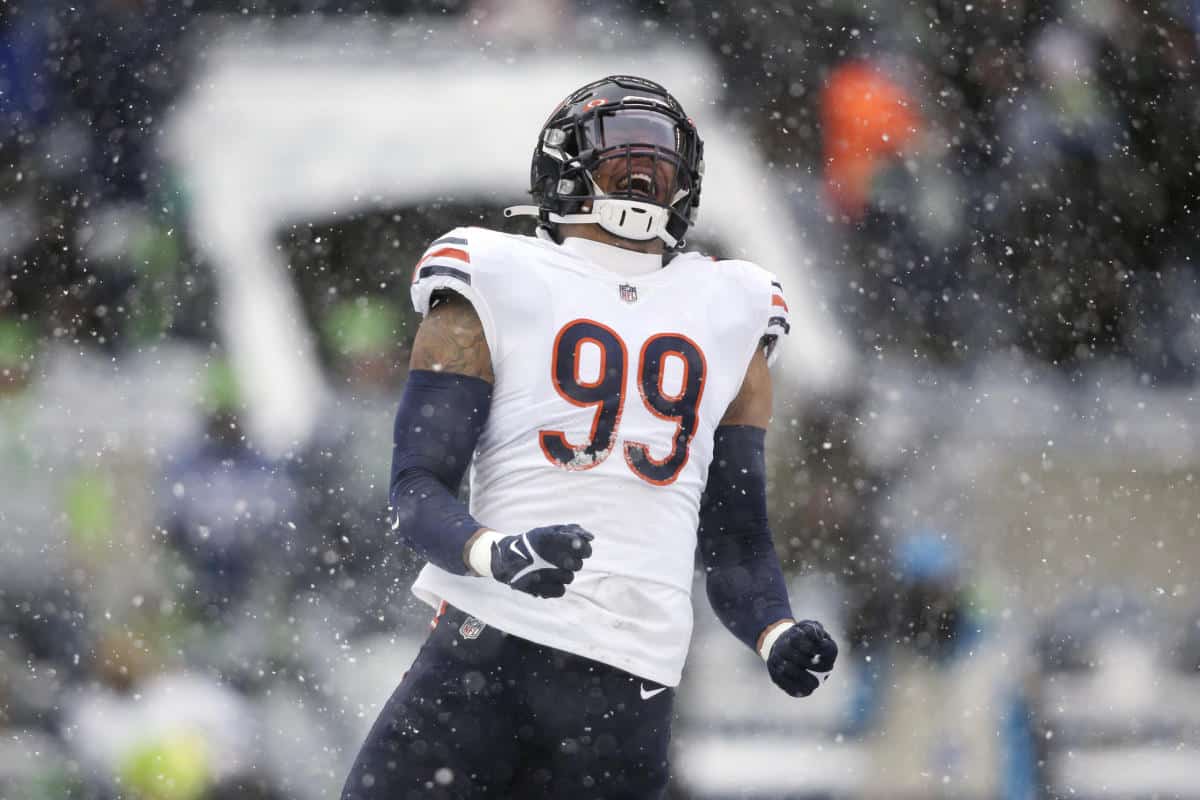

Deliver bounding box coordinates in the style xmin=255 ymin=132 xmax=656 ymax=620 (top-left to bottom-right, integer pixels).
xmin=504 ymin=200 xmax=678 ymax=248
xmin=588 ymin=198 xmax=674 ymax=244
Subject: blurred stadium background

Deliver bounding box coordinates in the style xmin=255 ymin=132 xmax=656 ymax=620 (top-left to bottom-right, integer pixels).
xmin=3 ymin=1 xmax=1200 ymax=798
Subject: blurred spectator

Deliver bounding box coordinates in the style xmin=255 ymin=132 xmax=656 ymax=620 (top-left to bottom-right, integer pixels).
xmin=858 ymin=532 xmax=1038 ymax=800
xmin=160 ymin=358 xmax=304 ymax=628
xmin=822 ymin=59 xmax=922 ymax=220
xmin=299 ymin=294 xmax=423 ymax=634
xmin=49 ymin=1 xmax=189 ymax=202
xmin=771 ymin=388 xmax=895 ymax=658
xmin=468 ymin=0 xmax=575 ymax=42
xmin=0 ymin=316 xmax=89 ymax=729
xmin=64 ymin=671 xmax=257 ymax=799
xmin=0 ymin=2 xmax=54 ymax=135
xmin=1032 ymin=587 xmax=1200 ymax=798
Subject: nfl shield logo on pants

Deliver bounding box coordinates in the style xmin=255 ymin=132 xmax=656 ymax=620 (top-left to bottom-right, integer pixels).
xmin=619 ymin=284 xmax=638 ymax=303
xmin=459 ymin=616 xmax=486 ymax=640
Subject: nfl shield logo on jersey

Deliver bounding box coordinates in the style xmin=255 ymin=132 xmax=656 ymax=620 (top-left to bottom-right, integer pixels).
xmin=459 ymin=616 xmax=486 ymax=640
xmin=619 ymin=283 xmax=638 ymax=303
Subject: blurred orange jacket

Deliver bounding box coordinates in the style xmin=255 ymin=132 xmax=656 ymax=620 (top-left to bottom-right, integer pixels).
xmin=822 ymin=61 xmax=921 ymax=218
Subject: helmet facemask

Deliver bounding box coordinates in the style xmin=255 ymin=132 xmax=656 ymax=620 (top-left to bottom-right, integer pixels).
xmin=555 ymin=105 xmax=699 ymax=247
xmin=508 ymin=77 xmax=705 ymax=250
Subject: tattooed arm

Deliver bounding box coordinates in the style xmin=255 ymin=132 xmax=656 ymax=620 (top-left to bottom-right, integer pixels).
xmin=409 ymin=291 xmax=494 ymax=382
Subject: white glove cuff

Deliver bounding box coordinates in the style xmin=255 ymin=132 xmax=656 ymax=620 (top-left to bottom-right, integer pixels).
xmin=467 ymin=530 xmax=507 ymax=579
xmin=758 ymin=621 xmax=794 ymax=663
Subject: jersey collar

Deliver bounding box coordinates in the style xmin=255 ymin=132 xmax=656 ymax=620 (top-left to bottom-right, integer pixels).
xmin=559 ymin=236 xmax=663 ymax=277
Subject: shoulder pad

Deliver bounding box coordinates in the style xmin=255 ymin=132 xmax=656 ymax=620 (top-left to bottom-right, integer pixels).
xmin=710 ymin=257 xmax=790 ymax=368
xmin=409 ymin=227 xmax=476 ymax=296
xmin=408 ymin=226 xmax=502 ymax=356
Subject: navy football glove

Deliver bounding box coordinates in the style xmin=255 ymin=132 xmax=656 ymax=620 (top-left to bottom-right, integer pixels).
xmin=491 ymin=524 xmax=594 ymax=598
xmin=766 ymin=620 xmax=838 ymax=697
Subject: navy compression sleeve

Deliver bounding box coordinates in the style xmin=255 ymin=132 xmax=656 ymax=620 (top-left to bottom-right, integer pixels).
xmin=698 ymin=425 xmax=794 ymax=652
xmin=388 ymin=369 xmax=493 ymax=576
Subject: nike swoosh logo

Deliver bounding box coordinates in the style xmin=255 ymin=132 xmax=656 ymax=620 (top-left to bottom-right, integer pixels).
xmin=640 ymin=684 xmax=667 ymax=700
xmin=390 ymin=512 xmax=400 ymax=531
xmin=510 ymin=540 xmax=526 ymax=558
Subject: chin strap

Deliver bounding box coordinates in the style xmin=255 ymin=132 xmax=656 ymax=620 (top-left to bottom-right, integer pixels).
xmin=505 ymin=198 xmax=679 ymax=248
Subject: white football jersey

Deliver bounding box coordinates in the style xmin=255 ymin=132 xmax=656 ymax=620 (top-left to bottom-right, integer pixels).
xmin=407 ymin=226 xmax=791 ymax=686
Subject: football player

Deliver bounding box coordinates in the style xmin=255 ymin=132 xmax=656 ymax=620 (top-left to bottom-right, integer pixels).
xmin=341 ymin=75 xmax=838 ymax=799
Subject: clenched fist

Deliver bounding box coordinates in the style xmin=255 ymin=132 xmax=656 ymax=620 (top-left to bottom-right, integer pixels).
xmin=482 ymin=524 xmax=595 ymax=599
xmin=765 ymin=620 xmax=838 ymax=697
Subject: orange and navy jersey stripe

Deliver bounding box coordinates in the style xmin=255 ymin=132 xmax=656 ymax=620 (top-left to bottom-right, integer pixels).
xmin=412 ymin=234 xmax=472 ymax=285
xmin=766 ymin=280 xmax=790 ymax=334
xmin=763 ymin=278 xmax=790 ymax=365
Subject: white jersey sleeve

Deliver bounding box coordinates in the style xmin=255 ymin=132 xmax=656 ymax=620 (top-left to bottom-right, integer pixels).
xmin=409 ymin=227 xmax=501 ymax=359
xmin=710 ymin=258 xmax=792 ymax=369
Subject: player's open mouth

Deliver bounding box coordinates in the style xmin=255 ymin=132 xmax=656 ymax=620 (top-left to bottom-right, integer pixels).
xmin=618 ymin=172 xmax=657 ymax=199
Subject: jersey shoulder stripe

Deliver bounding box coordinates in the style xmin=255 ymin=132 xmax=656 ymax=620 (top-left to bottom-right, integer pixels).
xmin=417 ymin=263 xmax=472 ymax=284
xmin=408 ymin=226 xmax=543 ymax=363
xmin=709 ymin=257 xmax=791 ymax=367
xmin=763 ymin=275 xmax=790 ymax=365
xmin=411 ymin=232 xmax=472 ymax=285
xmin=409 ymin=227 xmax=501 ymax=356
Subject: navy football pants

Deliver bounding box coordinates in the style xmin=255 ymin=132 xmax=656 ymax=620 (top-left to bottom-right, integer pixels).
xmin=341 ymin=604 xmax=674 ymax=799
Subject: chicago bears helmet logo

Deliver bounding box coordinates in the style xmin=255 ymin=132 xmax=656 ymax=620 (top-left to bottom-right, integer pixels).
xmin=459 ymin=616 xmax=486 ymax=640
xmin=619 ymin=284 xmax=638 ymax=303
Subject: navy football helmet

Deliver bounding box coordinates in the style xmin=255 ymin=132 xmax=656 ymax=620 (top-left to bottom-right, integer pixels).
xmin=505 ymin=75 xmax=705 ymax=249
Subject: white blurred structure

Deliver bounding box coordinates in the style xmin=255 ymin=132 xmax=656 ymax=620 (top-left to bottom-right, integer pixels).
xmin=166 ymin=17 xmax=854 ymax=457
